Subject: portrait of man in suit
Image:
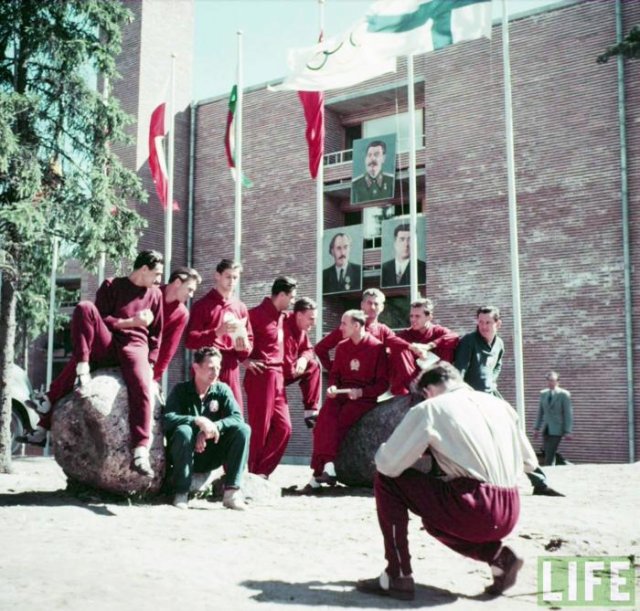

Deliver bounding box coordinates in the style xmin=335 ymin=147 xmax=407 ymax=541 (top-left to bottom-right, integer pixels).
xmin=323 ymin=229 xmax=362 ymax=295
xmin=351 ymin=135 xmax=396 ymax=205
xmin=380 ymin=219 xmax=426 ymax=288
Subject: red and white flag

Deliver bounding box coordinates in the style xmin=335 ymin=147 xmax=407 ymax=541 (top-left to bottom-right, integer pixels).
xmin=297 ymin=90 xmax=324 ymax=180
xmin=148 ymin=101 xmax=179 ymax=210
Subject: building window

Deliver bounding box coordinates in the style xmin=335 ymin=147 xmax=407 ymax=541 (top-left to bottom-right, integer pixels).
xmin=363 ymin=109 xmax=424 ymax=154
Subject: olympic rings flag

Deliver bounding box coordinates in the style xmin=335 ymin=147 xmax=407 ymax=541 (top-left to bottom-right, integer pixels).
xmin=270 ymin=0 xmax=492 ymax=92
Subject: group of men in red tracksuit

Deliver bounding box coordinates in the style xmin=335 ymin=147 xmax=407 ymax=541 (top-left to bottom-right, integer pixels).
xmin=21 ymin=251 xmax=459 ymax=489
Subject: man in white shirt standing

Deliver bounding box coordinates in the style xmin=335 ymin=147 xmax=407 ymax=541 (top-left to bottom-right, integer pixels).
xmin=357 ymin=363 xmax=539 ymax=601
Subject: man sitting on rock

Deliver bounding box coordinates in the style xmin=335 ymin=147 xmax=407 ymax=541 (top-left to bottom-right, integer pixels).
xmin=163 ymin=346 xmax=251 ymax=511
xmin=387 ymin=297 xmax=459 ymax=396
xmin=306 ymin=309 xmax=388 ymax=491
xmin=19 ymin=249 xmax=164 ymax=478
xmin=356 ymin=363 xmax=538 ymax=601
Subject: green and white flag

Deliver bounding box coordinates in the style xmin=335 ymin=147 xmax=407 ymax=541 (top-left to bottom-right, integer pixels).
xmin=271 ymin=0 xmax=492 ymax=92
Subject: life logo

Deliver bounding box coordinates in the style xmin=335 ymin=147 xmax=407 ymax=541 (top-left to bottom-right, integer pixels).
xmin=537 ymin=556 xmax=636 ymax=607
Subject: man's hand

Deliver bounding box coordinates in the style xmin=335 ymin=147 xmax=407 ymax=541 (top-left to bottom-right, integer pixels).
xmin=195 ymin=430 xmax=207 ymax=453
xmin=245 ymin=359 xmax=267 ymax=374
xmin=326 ymin=385 xmax=338 ymax=399
xmin=294 ymin=356 xmax=308 ymax=377
xmin=133 ymin=308 xmax=154 ymax=327
xmin=304 ymin=409 xmax=318 ymax=429
xmin=234 ymin=335 xmax=248 ymax=351
xmin=195 ymin=417 xmax=220 ymax=443
xmin=409 ymin=343 xmax=428 ymax=358
xmin=348 ymin=388 xmax=363 ymax=400
xmin=216 ymin=317 xmax=239 ymax=338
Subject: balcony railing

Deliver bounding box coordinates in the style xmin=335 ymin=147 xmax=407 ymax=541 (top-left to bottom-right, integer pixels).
xmin=324 ymin=135 xmax=426 ymax=168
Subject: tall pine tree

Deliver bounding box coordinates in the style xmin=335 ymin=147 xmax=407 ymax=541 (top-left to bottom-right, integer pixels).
xmin=0 ymin=0 xmax=148 ymax=471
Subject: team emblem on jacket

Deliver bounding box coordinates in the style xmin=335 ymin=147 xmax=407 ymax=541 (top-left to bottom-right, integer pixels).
xmin=208 ymin=400 xmax=219 ymax=413
xmin=350 ymin=358 xmax=360 ymax=371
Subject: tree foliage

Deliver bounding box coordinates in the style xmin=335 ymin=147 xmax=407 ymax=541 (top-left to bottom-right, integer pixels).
xmin=0 ymin=0 xmax=148 ymax=470
xmin=597 ymin=25 xmax=640 ymax=63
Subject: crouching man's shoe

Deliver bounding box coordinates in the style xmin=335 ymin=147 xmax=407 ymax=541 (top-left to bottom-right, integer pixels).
xmin=223 ymin=487 xmax=247 ymax=511
xmin=356 ymin=571 xmax=415 ymax=601
xmin=16 ymin=426 xmax=47 ymax=447
xmin=485 ymin=546 xmax=524 ymax=596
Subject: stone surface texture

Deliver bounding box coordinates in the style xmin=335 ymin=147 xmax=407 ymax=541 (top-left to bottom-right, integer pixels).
xmin=51 ymin=368 xmax=165 ymax=495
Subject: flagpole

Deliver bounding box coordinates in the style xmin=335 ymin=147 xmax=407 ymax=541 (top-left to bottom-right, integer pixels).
xmin=164 ymin=52 xmax=177 ymax=284
xmin=501 ymin=0 xmax=525 ymax=426
xmin=234 ymin=31 xmax=244 ymax=297
xmin=46 ymin=237 xmax=59 ymax=389
xmin=315 ymin=0 xmax=325 ymax=344
xmin=162 ymin=52 xmax=177 ymax=397
xmin=406 ymin=55 xmax=419 ymax=303
xmin=98 ymin=73 xmax=109 ymax=286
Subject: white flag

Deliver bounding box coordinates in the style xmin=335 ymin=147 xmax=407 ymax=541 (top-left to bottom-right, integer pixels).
xmin=271 ymin=0 xmax=492 ymax=93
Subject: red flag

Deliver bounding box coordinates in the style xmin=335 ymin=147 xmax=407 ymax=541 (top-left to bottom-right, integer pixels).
xmin=148 ymin=102 xmax=179 ymax=210
xmin=297 ymin=90 xmax=324 ymax=180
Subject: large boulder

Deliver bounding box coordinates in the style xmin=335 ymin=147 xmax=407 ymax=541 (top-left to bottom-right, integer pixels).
xmin=336 ymin=393 xmax=422 ymax=487
xmin=51 ymin=368 xmax=165 ymax=495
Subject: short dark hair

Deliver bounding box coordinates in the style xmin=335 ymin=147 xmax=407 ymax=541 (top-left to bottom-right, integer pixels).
xmin=394 ymin=223 xmax=410 ymax=238
xmin=294 ymin=297 xmax=317 ymax=313
xmin=133 ymin=250 xmax=163 ymax=271
xmin=271 ymin=275 xmax=297 ymax=297
xmin=343 ymin=309 xmax=366 ymax=327
xmin=411 ymin=298 xmax=434 ymax=315
xmin=476 ymin=305 xmax=501 ymax=321
xmin=168 ymin=266 xmax=202 ymax=285
xmin=362 ymin=288 xmax=385 ymax=303
xmin=367 ymin=140 xmax=387 ymax=154
xmin=414 ymin=363 xmax=462 ymax=392
xmin=216 ymin=259 xmax=243 ymax=274
xmin=193 ymin=346 xmax=222 ymax=364
xmin=328 ymin=232 xmax=351 ymax=254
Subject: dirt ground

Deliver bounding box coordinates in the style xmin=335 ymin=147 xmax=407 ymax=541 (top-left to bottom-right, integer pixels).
xmin=0 ymin=457 xmax=638 ymax=611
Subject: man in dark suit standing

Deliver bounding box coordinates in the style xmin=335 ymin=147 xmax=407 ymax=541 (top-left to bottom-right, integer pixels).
xmin=533 ymin=371 xmax=573 ymax=466
xmin=323 ymin=232 xmax=362 ymax=294
xmin=381 ymin=223 xmax=426 ymax=287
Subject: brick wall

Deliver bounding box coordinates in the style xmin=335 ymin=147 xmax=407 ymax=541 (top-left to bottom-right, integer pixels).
xmin=192 ymin=0 xmax=640 ymax=463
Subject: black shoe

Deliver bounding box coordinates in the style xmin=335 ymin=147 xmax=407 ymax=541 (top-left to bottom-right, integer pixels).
xmin=485 ymin=546 xmax=524 ymax=596
xmin=16 ymin=428 xmax=47 ymax=447
xmin=315 ymin=471 xmax=337 ymax=486
xmin=533 ymin=486 xmax=565 ymax=497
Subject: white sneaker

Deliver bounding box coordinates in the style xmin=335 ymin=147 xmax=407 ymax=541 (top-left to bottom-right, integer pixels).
xmin=377 ymin=390 xmax=395 ymax=403
xmin=75 ymin=362 xmax=91 ymax=389
xmin=17 ymin=426 xmax=47 ymax=447
xmin=27 ymin=392 xmax=51 ymax=415
xmin=172 ymin=492 xmax=189 ymax=510
xmin=223 ymin=488 xmax=247 ymax=511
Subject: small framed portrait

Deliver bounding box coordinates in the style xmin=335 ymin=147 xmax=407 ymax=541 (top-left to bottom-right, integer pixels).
xmin=380 ymin=216 xmax=426 ymax=288
xmin=351 ymin=134 xmax=397 ymax=205
xmin=322 ymin=225 xmax=363 ymax=295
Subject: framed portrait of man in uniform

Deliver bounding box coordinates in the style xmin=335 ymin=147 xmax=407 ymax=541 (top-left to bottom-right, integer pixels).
xmin=351 ymin=134 xmax=396 ymax=205
xmin=380 ymin=216 xmax=426 ymax=288
xmin=323 ymin=226 xmax=363 ymax=295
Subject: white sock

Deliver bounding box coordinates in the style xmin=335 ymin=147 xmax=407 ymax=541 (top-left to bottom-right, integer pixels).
xmin=379 ymin=571 xmax=390 ymax=590
xmin=133 ymin=446 xmax=149 ymax=459
xmin=76 ymin=362 xmax=90 ymax=376
xmin=308 ymin=476 xmax=321 ymax=489
xmin=324 ymin=461 xmax=336 ymax=477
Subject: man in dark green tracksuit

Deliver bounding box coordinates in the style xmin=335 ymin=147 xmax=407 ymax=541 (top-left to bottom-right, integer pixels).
xmin=163 ymin=346 xmax=250 ymax=510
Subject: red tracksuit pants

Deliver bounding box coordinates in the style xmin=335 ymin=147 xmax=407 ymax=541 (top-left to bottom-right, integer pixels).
xmin=374 ymin=470 xmax=520 ymax=578
xmin=310 ymin=395 xmax=376 ymax=476
xmin=284 ymin=358 xmax=321 ymax=411
xmin=39 ymin=301 xmax=153 ymax=448
xmin=388 ymin=345 xmax=417 ymax=396
xmin=244 ymin=367 xmax=291 ymax=476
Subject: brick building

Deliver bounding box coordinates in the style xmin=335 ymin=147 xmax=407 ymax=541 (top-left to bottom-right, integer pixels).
xmin=190 ymin=0 xmax=640 ymax=464
xmin=28 ymin=0 xmax=639 ymax=465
